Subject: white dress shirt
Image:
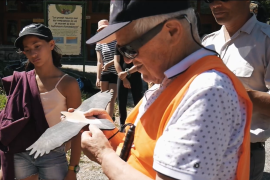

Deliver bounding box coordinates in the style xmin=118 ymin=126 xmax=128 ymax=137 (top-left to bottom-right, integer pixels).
xmin=203 ymin=14 xmax=270 ymax=143
xmin=135 ymin=48 xmax=247 ymax=180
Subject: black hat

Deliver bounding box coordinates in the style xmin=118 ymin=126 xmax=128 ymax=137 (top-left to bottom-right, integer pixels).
xmin=86 ymin=0 xmax=190 ymax=44
xmin=15 ymin=23 xmax=53 ymax=49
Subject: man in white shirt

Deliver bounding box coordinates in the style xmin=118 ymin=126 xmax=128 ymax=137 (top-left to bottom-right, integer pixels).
xmin=78 ymin=1 xmax=252 ymax=180
xmin=202 ymin=1 xmax=270 ymax=180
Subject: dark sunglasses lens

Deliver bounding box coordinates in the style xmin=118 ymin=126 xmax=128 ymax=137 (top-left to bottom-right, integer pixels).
xmin=120 ymin=46 xmax=138 ymax=59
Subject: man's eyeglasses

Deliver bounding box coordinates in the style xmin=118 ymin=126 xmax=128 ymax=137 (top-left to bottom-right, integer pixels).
xmin=204 ymin=0 xmax=229 ymax=3
xmin=116 ymin=15 xmax=187 ymax=59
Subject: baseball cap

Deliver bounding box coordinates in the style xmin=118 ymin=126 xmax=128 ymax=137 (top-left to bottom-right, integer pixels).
xmin=86 ymin=0 xmax=190 ymax=44
xmin=15 ymin=23 xmax=53 ymax=49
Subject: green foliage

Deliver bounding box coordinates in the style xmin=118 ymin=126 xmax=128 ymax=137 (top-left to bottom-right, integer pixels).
xmin=258 ymin=0 xmax=270 ymax=18
xmin=0 ymin=88 xmax=7 ymax=110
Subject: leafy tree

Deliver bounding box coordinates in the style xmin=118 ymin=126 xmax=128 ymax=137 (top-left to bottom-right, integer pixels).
xmin=258 ymin=0 xmax=270 ymax=19
xmin=259 ymin=0 xmax=270 ymax=11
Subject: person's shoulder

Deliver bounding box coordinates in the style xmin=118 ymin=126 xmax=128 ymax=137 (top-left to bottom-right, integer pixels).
xmin=61 ymin=74 xmax=79 ymax=87
xmin=189 ymin=69 xmax=233 ymax=93
xmin=107 ymin=40 xmax=117 ymax=47
xmin=257 ymin=22 xmax=270 ymax=38
xmin=108 ymin=40 xmax=117 ymax=44
xmin=58 ymin=74 xmax=80 ymax=96
xmin=96 ymin=43 xmax=102 ymax=49
xmin=202 ymin=30 xmax=220 ymax=43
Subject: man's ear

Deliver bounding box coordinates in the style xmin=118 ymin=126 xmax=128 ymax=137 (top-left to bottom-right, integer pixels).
xmin=165 ymin=19 xmax=183 ymax=38
xmin=49 ymin=40 xmax=55 ymax=50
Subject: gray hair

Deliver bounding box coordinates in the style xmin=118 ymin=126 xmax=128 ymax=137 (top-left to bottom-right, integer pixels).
xmin=133 ymin=8 xmax=199 ymax=40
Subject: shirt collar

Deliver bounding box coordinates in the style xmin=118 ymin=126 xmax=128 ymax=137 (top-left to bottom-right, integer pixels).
xmin=221 ymin=14 xmax=257 ymax=36
xmin=164 ymin=46 xmax=216 ymax=79
xmin=239 ymin=14 xmax=257 ymax=34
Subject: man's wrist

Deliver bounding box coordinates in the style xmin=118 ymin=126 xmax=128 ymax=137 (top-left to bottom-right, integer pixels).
xmin=100 ymin=148 xmax=116 ymax=165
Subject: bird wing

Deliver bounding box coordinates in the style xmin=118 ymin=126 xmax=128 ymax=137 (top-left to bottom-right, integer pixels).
xmin=77 ymin=90 xmax=113 ymax=111
xmin=26 ymin=90 xmax=115 ymax=158
xmin=27 ymin=120 xmax=88 ymax=159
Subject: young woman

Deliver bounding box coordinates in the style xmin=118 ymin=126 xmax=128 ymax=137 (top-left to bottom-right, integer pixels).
xmin=114 ymin=47 xmax=143 ymax=129
xmin=0 ymin=24 xmax=81 ymax=180
xmin=95 ymin=20 xmax=118 ymax=119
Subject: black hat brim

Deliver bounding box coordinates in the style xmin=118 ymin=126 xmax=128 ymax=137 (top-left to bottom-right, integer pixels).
xmin=86 ymin=21 xmax=131 ymax=44
xmin=14 ymin=33 xmax=51 ymax=49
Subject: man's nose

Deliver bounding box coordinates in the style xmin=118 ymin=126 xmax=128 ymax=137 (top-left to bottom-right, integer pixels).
xmin=209 ymin=0 xmax=222 ymax=8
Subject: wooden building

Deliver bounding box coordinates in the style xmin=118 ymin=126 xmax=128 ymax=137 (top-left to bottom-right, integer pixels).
xmin=0 ymin=0 xmax=220 ymax=62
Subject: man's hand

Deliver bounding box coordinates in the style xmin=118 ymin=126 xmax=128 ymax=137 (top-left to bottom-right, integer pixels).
xmin=83 ymin=108 xmax=112 ymax=121
xmin=246 ymin=88 xmax=270 ymax=116
xmin=64 ymin=171 xmax=77 ymax=180
xmin=83 ymin=108 xmax=119 ymax=139
xmin=81 ymin=124 xmax=114 ymax=164
xmin=123 ymin=78 xmax=131 ymax=89
xmin=65 ymin=108 xmax=119 ymax=139
xmin=118 ymin=71 xmax=127 ymax=80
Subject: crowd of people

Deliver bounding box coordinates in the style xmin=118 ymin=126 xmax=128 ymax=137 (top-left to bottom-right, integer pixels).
xmin=0 ymin=0 xmax=269 ymax=180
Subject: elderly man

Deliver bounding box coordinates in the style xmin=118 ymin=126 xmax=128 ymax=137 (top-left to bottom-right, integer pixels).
xmin=81 ymin=1 xmax=252 ymax=180
xmin=202 ymin=0 xmax=270 ymax=180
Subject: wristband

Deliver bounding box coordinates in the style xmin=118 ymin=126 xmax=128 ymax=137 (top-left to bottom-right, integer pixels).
xmin=125 ymin=68 xmax=130 ymax=76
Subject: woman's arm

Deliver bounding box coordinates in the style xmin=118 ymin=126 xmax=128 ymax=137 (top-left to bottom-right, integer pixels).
xmin=114 ymin=55 xmax=131 ymax=88
xmin=118 ymin=65 xmax=138 ymax=80
xmin=62 ymin=76 xmax=82 ymax=179
xmin=127 ymin=66 xmax=138 ymax=74
xmin=103 ymin=60 xmax=115 ymax=71
xmin=114 ymin=47 xmax=137 ymax=80
xmin=96 ymin=51 xmax=103 ymax=87
xmin=114 ymin=55 xmax=123 ymax=74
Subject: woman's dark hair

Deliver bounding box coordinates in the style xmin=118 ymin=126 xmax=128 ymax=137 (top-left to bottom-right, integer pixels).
xmin=18 ymin=35 xmax=62 ymax=69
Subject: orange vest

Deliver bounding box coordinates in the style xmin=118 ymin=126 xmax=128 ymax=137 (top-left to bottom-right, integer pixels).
xmin=117 ymin=56 xmax=252 ymax=180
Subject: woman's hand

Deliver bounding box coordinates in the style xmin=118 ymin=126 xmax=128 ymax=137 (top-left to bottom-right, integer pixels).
xmin=96 ymin=79 xmax=101 ymax=88
xmin=64 ymin=171 xmax=77 ymax=180
xmin=123 ymin=78 xmax=131 ymax=89
xmin=102 ymin=63 xmax=109 ymax=71
xmin=118 ymin=71 xmax=127 ymax=80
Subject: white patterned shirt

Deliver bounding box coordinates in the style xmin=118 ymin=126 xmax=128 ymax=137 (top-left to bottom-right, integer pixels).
xmin=135 ymin=48 xmax=247 ymax=180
